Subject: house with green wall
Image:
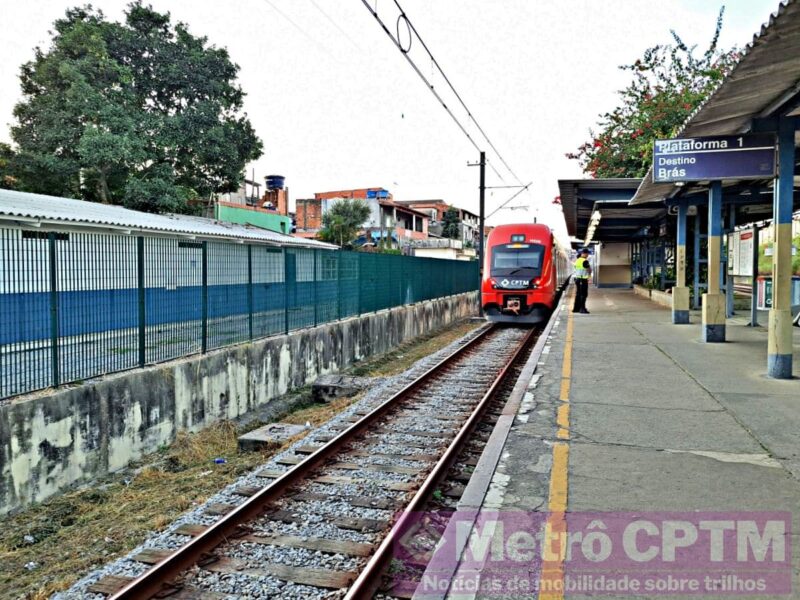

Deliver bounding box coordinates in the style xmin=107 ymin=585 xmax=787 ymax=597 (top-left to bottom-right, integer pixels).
xmin=214 ymin=201 xmax=292 ymax=235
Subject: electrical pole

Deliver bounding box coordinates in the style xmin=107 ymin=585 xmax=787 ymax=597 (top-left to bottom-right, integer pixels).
xmin=468 ymin=152 xmax=488 ymax=317
xmin=479 ymin=151 xmax=486 ymax=316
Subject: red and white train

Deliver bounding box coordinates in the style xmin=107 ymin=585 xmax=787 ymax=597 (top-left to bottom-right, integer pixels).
xmin=481 ymin=223 xmax=571 ymax=324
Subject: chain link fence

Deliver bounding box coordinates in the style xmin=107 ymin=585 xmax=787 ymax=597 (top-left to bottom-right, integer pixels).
xmin=0 ymin=228 xmax=478 ymax=399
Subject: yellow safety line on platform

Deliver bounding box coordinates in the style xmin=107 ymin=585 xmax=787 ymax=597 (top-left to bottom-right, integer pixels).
xmin=538 ymin=299 xmax=574 ymax=600
xmin=556 ymin=404 xmax=570 ymax=440
xmin=557 ymin=305 xmax=573 ymax=435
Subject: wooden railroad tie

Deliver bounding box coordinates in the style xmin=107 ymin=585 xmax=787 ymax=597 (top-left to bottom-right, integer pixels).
xmin=290 ymin=490 xmax=399 ymax=510
xmin=233 ymin=484 xmax=264 ymax=497
xmin=293 ymin=444 xmax=322 ymax=454
xmin=205 ymin=502 xmax=235 ymax=516
xmin=348 ymin=449 xmax=433 ymax=463
xmin=240 ymin=533 xmax=374 ymax=557
xmin=329 ymin=462 xmax=422 ymax=476
xmin=267 ymin=509 xmax=387 ymax=532
xmin=204 ymin=557 xmax=357 ymax=589
xmin=174 ymin=523 xmax=208 ymax=537
xmin=254 ymin=468 xmax=287 ymax=479
xmin=87 ymin=575 xmax=134 ymax=596
xmin=314 ymin=474 xmax=415 ymax=492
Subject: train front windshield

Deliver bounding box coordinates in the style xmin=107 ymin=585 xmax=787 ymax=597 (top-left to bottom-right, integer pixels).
xmin=490 ymin=244 xmax=545 ymax=276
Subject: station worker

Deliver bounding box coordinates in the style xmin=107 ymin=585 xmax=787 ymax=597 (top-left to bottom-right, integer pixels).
xmin=572 ymin=248 xmax=592 ymax=314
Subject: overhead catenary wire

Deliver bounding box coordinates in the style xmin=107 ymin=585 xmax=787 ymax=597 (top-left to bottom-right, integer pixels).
xmin=391 ymin=0 xmax=526 ymax=188
xmin=309 ymin=0 xmax=362 ymax=51
xmin=261 ymin=0 xmax=339 ymax=61
xmin=359 ymin=0 xmax=505 ymax=181
xmin=486 ymin=182 xmax=533 ymax=220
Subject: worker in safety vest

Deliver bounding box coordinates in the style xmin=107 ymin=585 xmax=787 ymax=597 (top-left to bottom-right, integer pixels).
xmin=572 ymin=248 xmax=592 ymax=314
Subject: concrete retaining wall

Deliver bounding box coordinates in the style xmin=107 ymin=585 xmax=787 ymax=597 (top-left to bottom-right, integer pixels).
xmin=650 ymin=289 xmax=672 ymax=308
xmin=0 ymin=291 xmax=478 ymax=514
xmin=633 ymin=284 xmax=672 ymax=308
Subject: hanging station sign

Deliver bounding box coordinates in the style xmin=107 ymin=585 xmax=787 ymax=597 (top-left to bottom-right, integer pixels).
xmin=652 ymin=134 xmax=776 ymax=183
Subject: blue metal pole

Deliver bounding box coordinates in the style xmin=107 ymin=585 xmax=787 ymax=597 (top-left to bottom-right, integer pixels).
xmin=693 ymin=213 xmax=701 ymax=309
xmin=767 ymin=117 xmax=795 ymax=378
xmin=137 ymin=236 xmax=146 ymax=366
xmin=48 ymin=232 xmax=60 ymax=387
xmin=702 ymin=181 xmax=725 ymax=342
xmin=247 ymin=245 xmax=253 ymax=341
xmin=283 ymin=248 xmax=290 ymax=335
xmin=672 ymin=201 xmax=690 ymax=323
xmin=313 ymin=249 xmax=318 ymax=327
xmin=201 ymin=241 xmax=208 ymax=353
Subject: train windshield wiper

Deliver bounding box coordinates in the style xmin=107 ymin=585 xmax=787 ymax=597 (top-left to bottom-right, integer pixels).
xmin=506 ymin=268 xmax=529 ymax=275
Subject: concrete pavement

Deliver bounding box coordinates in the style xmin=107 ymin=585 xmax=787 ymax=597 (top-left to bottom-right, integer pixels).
xmin=465 ymin=288 xmax=800 ymax=600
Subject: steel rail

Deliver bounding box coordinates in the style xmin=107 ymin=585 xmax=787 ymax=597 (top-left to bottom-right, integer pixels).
xmin=343 ymin=325 xmax=538 ymax=599
xmin=109 ymin=322 xmax=499 ymax=600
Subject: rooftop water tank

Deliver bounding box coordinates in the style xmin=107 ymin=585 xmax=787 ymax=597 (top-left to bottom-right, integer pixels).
xmin=266 ymin=175 xmax=285 ymax=191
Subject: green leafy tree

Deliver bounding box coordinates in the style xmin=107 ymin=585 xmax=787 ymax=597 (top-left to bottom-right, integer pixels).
xmin=0 ymin=144 xmax=19 ymax=190
xmin=7 ymin=3 xmax=262 ymax=212
xmin=441 ymin=205 xmax=460 ymax=239
xmin=318 ymin=199 xmax=371 ymax=248
xmin=567 ymin=9 xmax=739 ymax=178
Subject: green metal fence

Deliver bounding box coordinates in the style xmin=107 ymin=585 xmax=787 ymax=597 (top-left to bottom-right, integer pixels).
xmin=0 ymin=227 xmax=479 ymax=399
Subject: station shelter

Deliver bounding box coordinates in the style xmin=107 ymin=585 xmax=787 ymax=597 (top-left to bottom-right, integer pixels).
xmin=560 ymin=0 xmax=800 ymax=379
xmin=559 ymin=178 xmax=667 ymax=289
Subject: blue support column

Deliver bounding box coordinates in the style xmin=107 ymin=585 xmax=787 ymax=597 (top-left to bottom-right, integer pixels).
xmin=768 ymin=118 xmax=796 ymax=378
xmin=672 ymin=201 xmax=690 ymax=323
xmin=702 ymin=181 xmax=726 ymax=342
xmin=693 ymin=213 xmax=702 ymax=309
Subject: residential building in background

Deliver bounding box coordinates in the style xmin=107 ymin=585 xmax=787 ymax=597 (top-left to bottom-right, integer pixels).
xmin=395 ymin=199 xmax=479 ymax=248
xmin=296 ymin=197 xmax=323 ymax=231
xmin=219 ymin=177 xmax=262 ymax=206
xmin=262 ymin=175 xmax=290 ymax=216
xmin=297 ymin=187 xmax=430 ymax=248
xmin=408 ymin=237 xmax=477 ymax=261
xmin=214 ymin=173 xmax=293 ymax=235
xmin=214 ymin=202 xmax=292 ymax=235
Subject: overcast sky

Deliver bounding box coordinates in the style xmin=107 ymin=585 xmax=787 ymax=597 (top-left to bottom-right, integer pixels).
xmin=0 ymin=0 xmax=782 ymax=240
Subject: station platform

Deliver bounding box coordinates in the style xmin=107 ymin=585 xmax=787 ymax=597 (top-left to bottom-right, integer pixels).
xmin=440 ymin=287 xmax=800 ymax=599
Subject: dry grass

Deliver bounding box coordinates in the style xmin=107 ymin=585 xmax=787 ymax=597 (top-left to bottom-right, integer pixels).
xmin=349 ymin=320 xmax=481 ymax=378
xmin=0 ymin=319 xmax=480 ymax=599
xmin=0 ymin=421 xmax=277 ymax=600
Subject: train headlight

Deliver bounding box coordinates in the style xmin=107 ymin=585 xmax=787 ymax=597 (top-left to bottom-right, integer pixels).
xmin=531 ymin=277 xmax=541 ymax=288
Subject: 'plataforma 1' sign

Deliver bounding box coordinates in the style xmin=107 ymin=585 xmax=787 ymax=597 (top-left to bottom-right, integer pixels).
xmin=653 ymin=134 xmax=776 ymax=183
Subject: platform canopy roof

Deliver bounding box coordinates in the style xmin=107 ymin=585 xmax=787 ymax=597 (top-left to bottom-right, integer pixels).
xmin=631 ymin=0 xmax=800 ymax=208
xmin=558 ymin=178 xmax=666 ymax=243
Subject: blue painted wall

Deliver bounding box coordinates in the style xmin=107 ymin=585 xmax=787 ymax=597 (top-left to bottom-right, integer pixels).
xmin=0 ymin=280 xmax=366 ymax=345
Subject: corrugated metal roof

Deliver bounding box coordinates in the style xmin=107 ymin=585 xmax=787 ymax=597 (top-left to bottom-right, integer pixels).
xmin=0 ymin=188 xmax=337 ymax=249
xmin=631 ymin=0 xmax=799 ymax=205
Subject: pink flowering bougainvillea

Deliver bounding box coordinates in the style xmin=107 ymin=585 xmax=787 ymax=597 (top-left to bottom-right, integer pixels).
xmin=567 ymin=8 xmax=739 ymax=179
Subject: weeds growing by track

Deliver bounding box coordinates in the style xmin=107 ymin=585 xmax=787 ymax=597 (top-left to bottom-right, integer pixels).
xmin=0 ymin=319 xmax=480 ymax=599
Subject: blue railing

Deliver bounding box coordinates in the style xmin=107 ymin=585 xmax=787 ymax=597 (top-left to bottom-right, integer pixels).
xmin=0 ymin=229 xmax=479 ymax=399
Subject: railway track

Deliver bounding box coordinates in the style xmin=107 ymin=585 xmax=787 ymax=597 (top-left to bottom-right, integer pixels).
xmin=80 ymin=323 xmax=537 ymax=600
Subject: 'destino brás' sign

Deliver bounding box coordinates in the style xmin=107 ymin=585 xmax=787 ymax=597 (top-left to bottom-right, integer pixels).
xmin=653 ymin=134 xmax=776 ymax=183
